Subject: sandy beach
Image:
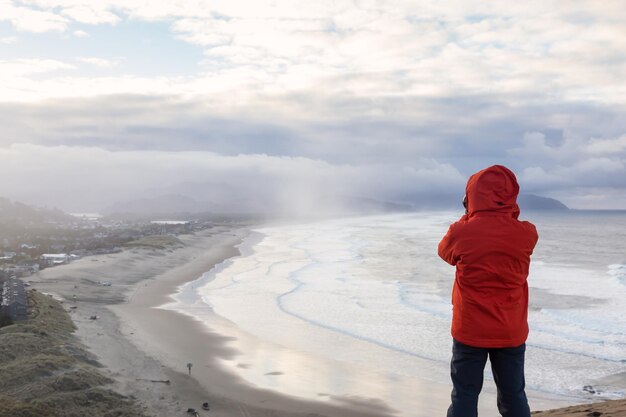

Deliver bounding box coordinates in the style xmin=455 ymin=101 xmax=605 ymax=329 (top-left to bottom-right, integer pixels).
xmin=31 ymin=225 xmax=399 ymax=417
xmin=28 ymin=224 xmax=626 ymax=417
xmin=532 ymin=398 xmax=626 ymax=416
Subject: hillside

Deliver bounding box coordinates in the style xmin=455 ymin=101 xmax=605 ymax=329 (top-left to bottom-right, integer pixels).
xmin=0 ymin=197 xmax=73 ymax=227
xmin=517 ymin=194 xmax=569 ymax=210
xmin=0 ymin=290 xmax=148 ymax=417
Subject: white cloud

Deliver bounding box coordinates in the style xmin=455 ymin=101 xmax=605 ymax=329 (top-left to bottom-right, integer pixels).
xmin=550 ymin=187 xmax=626 ymax=210
xmin=60 ymin=5 xmax=120 ymax=24
xmin=0 ymin=59 xmax=77 ymax=102
xmin=0 ymin=36 xmax=18 ymax=44
xmin=0 ymin=58 xmax=75 ymax=77
xmin=0 ymin=2 xmax=68 ymax=32
xmin=520 ymin=166 xmax=569 ymax=189
xmin=73 ymin=29 xmax=89 ymax=37
xmin=0 ymin=1 xmax=624 ymax=106
xmin=0 ymin=73 xmax=188 ymax=102
xmin=586 ymin=135 xmax=626 ymax=155
xmin=575 ymin=157 xmax=624 ymax=173
xmin=76 ymin=56 xmax=119 ymax=67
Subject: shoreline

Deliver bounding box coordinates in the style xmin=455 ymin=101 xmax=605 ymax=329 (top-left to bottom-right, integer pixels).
xmin=112 ymin=227 xmax=402 ymax=417
xmin=31 ymin=226 xmax=397 ymax=417
xmin=29 ymin=224 xmax=625 ymax=417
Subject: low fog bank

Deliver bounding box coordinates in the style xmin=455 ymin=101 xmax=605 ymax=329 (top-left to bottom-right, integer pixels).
xmin=0 ymin=144 xmax=466 ymax=217
xmin=99 ymin=190 xmax=567 ymax=220
xmin=0 ymin=144 xmax=573 ymax=218
xmin=0 ymin=191 xmax=567 ymax=226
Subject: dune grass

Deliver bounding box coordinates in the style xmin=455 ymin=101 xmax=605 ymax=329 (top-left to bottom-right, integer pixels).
xmin=123 ymin=235 xmax=183 ymax=249
xmin=0 ymin=290 xmax=148 ymax=417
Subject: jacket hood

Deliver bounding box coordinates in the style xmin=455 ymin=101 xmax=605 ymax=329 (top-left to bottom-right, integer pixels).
xmin=465 ymin=165 xmax=520 ymax=219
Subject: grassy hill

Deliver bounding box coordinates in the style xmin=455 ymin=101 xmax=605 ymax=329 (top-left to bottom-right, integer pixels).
xmin=0 ymin=290 xmax=148 ymax=417
xmin=0 ymin=197 xmax=73 ymax=230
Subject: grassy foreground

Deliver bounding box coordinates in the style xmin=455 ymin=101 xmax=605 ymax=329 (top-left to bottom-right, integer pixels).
xmin=0 ymin=290 xmax=148 ymax=417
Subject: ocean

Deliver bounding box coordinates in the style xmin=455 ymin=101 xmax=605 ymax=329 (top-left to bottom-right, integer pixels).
xmin=166 ymin=211 xmax=626 ymax=415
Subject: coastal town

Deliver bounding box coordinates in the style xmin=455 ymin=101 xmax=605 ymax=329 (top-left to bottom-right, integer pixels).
xmin=1 ymin=216 xmax=197 ymax=278
xmin=0 ymin=208 xmax=215 ymax=325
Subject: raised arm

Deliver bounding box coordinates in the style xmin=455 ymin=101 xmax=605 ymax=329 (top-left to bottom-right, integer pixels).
xmin=438 ymin=215 xmax=467 ymax=266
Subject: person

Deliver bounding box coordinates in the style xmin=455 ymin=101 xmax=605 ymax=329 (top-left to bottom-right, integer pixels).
xmin=438 ymin=165 xmax=538 ymax=417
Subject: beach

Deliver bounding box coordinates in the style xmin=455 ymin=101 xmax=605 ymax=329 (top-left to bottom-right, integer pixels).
xmin=532 ymin=398 xmax=626 ymax=416
xmin=28 ymin=221 xmax=626 ymax=417
xmin=30 ymin=225 xmax=399 ymax=417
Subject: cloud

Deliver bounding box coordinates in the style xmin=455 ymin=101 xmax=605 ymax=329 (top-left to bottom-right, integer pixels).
xmin=0 ymin=59 xmax=77 ymax=101
xmin=519 ymin=166 xmax=568 ymax=189
xmin=0 ymin=1 xmax=625 ymax=107
xmin=0 ymin=94 xmax=567 ymax=160
xmin=73 ymin=29 xmax=89 ymax=37
xmin=586 ymin=135 xmax=626 ymax=155
xmin=1 ymin=93 xmax=624 ymax=210
xmin=0 ymin=143 xmax=465 ymax=212
xmin=552 ymin=187 xmax=626 ymax=210
xmin=1 ymin=36 xmax=18 ymax=44
xmin=0 ymin=1 xmax=625 ymax=209
xmin=76 ymin=57 xmax=119 ymax=67
xmin=509 ymin=132 xmax=560 ymax=160
xmin=514 ymin=130 xmax=626 ymax=208
xmin=0 ymin=2 xmax=68 ymax=32
xmin=0 ymin=58 xmax=76 ymax=77
xmin=60 ymin=5 xmax=120 ymax=24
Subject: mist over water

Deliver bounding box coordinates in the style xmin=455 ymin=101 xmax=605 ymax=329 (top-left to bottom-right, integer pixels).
xmin=168 ymin=211 xmax=626 ymax=412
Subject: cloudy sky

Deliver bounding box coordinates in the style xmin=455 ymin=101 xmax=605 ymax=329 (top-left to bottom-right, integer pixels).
xmin=1 ymin=0 xmax=625 ymax=211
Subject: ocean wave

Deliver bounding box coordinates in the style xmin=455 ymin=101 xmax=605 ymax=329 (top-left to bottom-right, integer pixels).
xmin=173 ymin=213 xmax=626 ymax=402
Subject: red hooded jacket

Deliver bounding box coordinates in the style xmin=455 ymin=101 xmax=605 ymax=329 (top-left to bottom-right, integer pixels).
xmin=438 ymin=165 xmax=538 ymax=348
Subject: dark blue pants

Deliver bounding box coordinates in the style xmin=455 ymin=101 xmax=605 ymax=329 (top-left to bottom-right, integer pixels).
xmin=447 ymin=339 xmax=530 ymax=417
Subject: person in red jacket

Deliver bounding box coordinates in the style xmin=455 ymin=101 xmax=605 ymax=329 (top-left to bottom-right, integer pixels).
xmin=438 ymin=165 xmax=538 ymax=417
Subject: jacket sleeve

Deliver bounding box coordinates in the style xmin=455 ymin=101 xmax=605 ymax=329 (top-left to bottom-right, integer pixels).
xmin=438 ymin=216 xmax=466 ymax=266
xmin=524 ymin=221 xmax=539 ymax=254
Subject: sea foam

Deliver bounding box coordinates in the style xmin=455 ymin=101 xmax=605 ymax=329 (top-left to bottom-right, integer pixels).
xmin=171 ymin=212 xmax=626 ymax=405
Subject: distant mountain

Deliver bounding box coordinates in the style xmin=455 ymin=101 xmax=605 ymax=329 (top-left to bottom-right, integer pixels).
xmin=517 ymin=194 xmax=569 ymax=210
xmin=0 ymin=197 xmax=73 ymax=227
